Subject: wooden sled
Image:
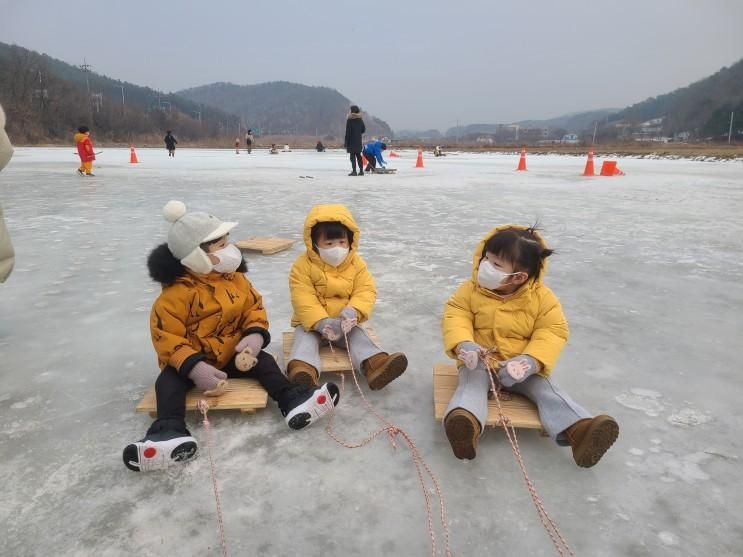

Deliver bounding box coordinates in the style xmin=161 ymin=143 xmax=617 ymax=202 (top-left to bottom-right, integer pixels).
xmin=235 ymin=237 xmax=296 ymax=255
xmin=136 ymin=378 xmax=268 ymax=418
xmin=433 ymin=362 xmax=544 ymax=431
xmin=371 ymin=167 xmax=397 ymax=174
xmin=283 ymin=326 xmax=380 ymax=373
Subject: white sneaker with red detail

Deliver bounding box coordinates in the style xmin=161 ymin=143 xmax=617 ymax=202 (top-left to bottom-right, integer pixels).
xmin=123 ymin=435 xmax=198 ymax=472
xmin=284 ymin=383 xmax=340 ymax=430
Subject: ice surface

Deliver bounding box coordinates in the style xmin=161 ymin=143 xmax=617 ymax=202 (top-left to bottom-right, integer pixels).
xmin=1 ymin=148 xmax=742 ymax=556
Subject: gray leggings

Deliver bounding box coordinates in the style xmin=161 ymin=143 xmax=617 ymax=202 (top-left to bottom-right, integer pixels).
xmin=288 ymin=325 xmax=383 ymax=375
xmin=444 ymin=365 xmax=591 ymax=445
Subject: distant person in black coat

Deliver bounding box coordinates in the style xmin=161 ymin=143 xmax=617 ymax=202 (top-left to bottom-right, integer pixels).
xmin=245 ymin=129 xmax=254 ymax=154
xmin=316 ymin=141 xmax=325 ymax=152
xmin=164 ymin=130 xmax=177 ymax=157
xmin=343 ymin=105 xmax=365 ymax=176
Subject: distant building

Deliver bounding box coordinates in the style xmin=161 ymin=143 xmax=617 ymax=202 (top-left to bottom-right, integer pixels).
xmin=561 ymin=134 xmax=580 ymax=144
xmin=476 ymin=136 xmax=494 ymax=144
xmin=633 ymin=116 xmax=666 ymax=142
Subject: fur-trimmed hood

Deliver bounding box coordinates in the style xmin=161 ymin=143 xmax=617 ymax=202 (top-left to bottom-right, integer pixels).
xmin=147 ymin=243 xmax=247 ymax=286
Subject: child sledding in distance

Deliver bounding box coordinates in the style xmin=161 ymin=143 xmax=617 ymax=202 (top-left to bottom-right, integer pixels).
xmin=441 ymin=224 xmax=619 ymax=467
xmin=286 ymin=204 xmax=408 ymax=390
xmin=123 ymin=201 xmax=340 ymax=472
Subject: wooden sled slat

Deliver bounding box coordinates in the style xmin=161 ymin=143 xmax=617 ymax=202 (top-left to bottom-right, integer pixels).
xmin=433 ymin=362 xmax=543 ymax=429
xmin=235 ymin=237 xmax=295 ymax=255
xmin=283 ymin=326 xmax=380 ymax=373
xmin=136 ymin=378 xmax=268 ymax=418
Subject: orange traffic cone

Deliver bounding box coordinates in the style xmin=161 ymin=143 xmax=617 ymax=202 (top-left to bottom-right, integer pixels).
xmin=415 ymin=148 xmax=424 ymax=168
xmin=516 ymin=146 xmax=527 ymax=171
xmin=599 ymin=160 xmax=625 ymax=176
xmin=389 ymin=151 xmax=400 ymax=158
xmin=130 ymin=145 xmax=139 ymax=164
xmin=582 ymin=146 xmax=595 ymax=176
xmin=361 ymin=153 xmax=368 ymax=166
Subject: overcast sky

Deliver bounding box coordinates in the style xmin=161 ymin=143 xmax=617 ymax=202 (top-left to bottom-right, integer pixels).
xmin=2 ymin=0 xmax=742 ymax=131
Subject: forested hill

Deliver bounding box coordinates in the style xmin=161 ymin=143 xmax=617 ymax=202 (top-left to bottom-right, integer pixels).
xmin=178 ymin=81 xmax=393 ymax=139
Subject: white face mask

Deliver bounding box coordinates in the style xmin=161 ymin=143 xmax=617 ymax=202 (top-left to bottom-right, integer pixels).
xmin=317 ymin=246 xmax=349 ymax=267
xmin=211 ymin=244 xmax=243 ymax=273
xmin=477 ymin=259 xmax=518 ymax=290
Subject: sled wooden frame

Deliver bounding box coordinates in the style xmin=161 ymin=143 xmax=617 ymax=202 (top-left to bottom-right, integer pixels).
xmin=136 ymin=378 xmax=269 ymax=418
xmin=433 ymin=362 xmax=545 ymax=432
xmin=235 ymin=237 xmax=296 ymax=255
xmin=282 ymin=326 xmax=380 ymax=374
xmin=371 ymin=167 xmax=397 ymax=174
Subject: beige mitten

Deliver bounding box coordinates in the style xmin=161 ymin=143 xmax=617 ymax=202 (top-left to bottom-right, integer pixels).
xmin=235 ymin=349 xmax=258 ymax=372
xmin=189 ymin=362 xmax=228 ymax=396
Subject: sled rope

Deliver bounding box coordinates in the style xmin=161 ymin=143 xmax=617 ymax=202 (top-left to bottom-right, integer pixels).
xmin=197 ymin=399 xmax=228 ymax=557
xmin=325 ymin=333 xmax=452 ymax=557
xmin=482 ymin=355 xmax=575 ymax=557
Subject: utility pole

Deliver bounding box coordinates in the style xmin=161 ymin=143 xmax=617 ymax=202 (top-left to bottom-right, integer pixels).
xmin=118 ymin=85 xmax=125 ymax=115
xmin=79 ymin=58 xmax=93 ymax=120
xmin=456 ymin=119 xmax=459 ymax=145
xmin=79 ymin=58 xmax=92 ymax=96
xmin=728 ymin=111 xmax=735 ymax=144
xmin=592 ymin=121 xmax=598 ymax=145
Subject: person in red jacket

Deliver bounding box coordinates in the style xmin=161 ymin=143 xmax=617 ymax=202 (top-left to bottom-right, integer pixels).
xmin=74 ymin=126 xmax=96 ymax=176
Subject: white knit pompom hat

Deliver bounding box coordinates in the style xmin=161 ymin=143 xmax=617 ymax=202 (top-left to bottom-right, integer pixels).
xmin=163 ymin=200 xmax=237 ymax=274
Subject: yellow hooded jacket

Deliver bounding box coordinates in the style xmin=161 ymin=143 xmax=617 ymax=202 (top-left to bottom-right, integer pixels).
xmin=150 ymin=270 xmax=270 ymax=374
xmin=441 ymin=225 xmax=569 ymax=376
xmin=290 ymin=204 xmax=376 ymax=329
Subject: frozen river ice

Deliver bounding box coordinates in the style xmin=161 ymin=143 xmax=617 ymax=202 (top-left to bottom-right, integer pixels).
xmin=1 ymin=147 xmax=741 ymax=556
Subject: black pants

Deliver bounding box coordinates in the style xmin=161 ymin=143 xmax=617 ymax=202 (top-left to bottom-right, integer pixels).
xmin=148 ymin=351 xmax=297 ymax=436
xmin=364 ymin=152 xmax=376 ymax=171
xmin=349 ymin=152 xmax=362 ymax=173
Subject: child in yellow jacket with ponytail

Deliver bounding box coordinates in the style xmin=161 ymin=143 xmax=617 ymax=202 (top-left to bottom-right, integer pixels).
xmin=442 ymin=224 xmax=619 ymax=467
xmin=287 ymin=204 xmax=408 ymax=390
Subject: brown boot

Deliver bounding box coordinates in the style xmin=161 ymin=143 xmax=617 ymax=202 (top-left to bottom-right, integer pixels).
xmin=287 ymin=360 xmax=319 ymax=388
xmin=444 ymin=408 xmax=481 ymax=460
xmin=363 ymin=352 xmax=407 ymax=390
xmin=565 ymin=415 xmax=619 ymax=468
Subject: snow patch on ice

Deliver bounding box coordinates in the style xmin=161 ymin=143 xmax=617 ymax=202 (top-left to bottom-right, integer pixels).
xmin=658 ymin=531 xmax=679 ymax=546
xmin=615 ymin=388 xmax=665 ymax=416
xmin=11 ymin=396 xmax=43 ymax=409
xmin=667 ymin=407 xmax=713 ymax=427
xmin=665 ymin=452 xmax=712 ymax=483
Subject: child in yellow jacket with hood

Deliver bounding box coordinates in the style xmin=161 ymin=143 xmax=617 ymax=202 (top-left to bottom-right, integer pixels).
xmin=287 ymin=204 xmax=408 ymax=390
xmin=442 ymin=225 xmax=618 ymax=467
xmin=123 ymin=201 xmax=340 ymax=473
